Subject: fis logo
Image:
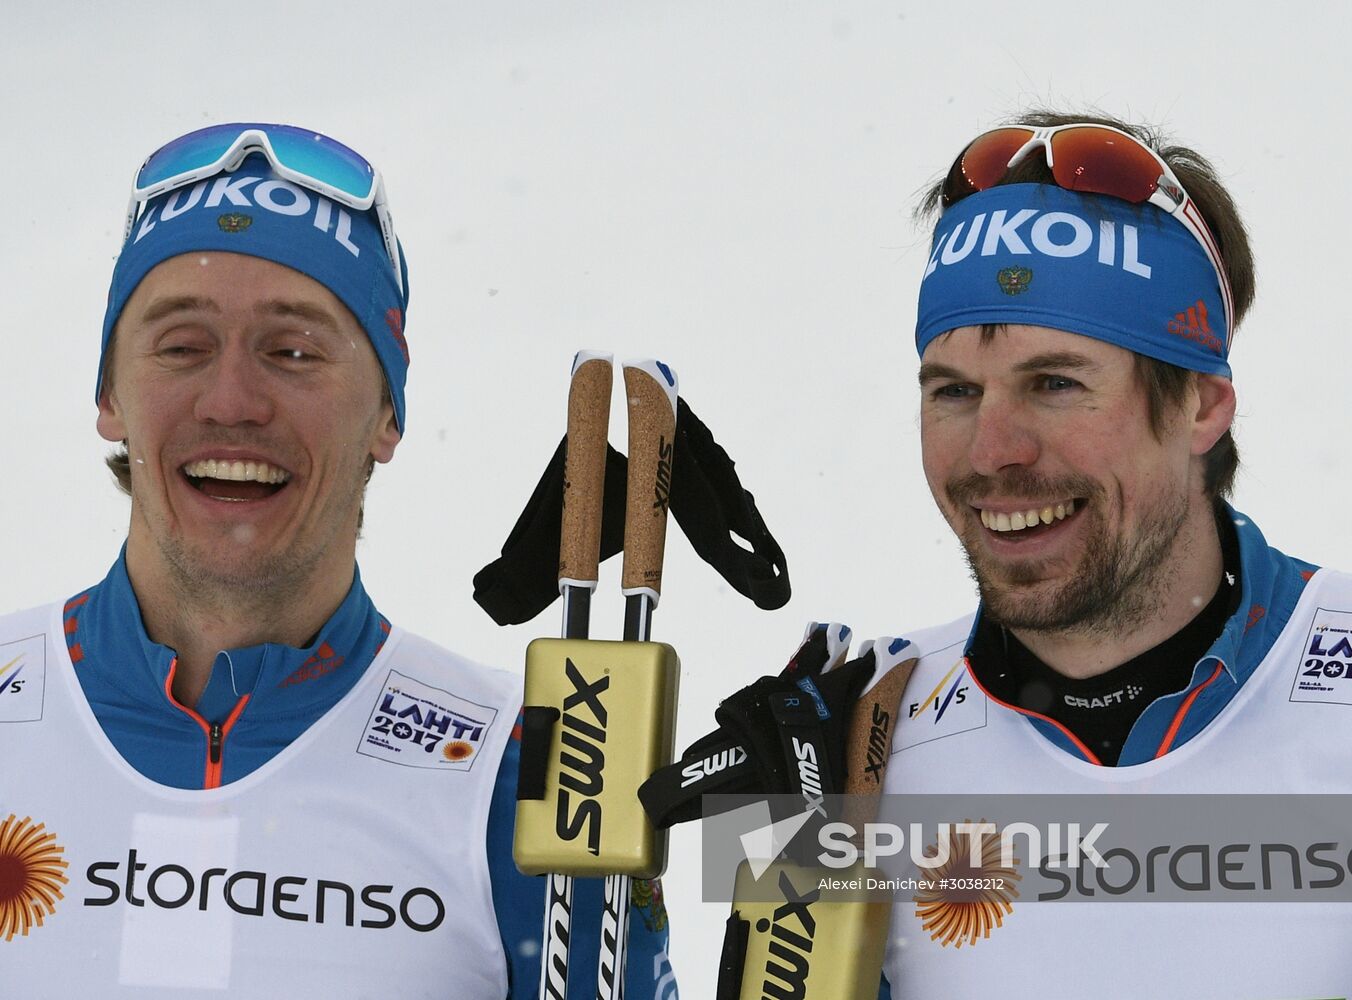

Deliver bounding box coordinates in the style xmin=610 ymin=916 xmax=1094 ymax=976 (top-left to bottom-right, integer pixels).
xmin=925 ymin=209 xmax=1154 ymax=280
xmin=0 ymin=656 xmax=26 ymax=697
xmin=556 ymin=658 xmax=609 ymax=855
xmin=652 ymin=435 xmax=673 ymax=516
xmin=679 ymin=746 xmax=748 ymax=789
xmin=132 ymin=174 xmax=365 ymax=258
xmin=908 ymin=667 xmax=969 ymax=723
xmin=0 ymin=637 xmax=45 ymax=724
xmin=758 ymin=871 xmax=820 ymax=999
xmin=898 ymin=656 xmax=987 ymax=751
xmin=863 ymin=704 xmax=892 ymax=784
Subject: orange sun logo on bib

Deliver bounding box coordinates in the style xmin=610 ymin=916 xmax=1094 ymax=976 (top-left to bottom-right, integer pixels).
xmin=913 ymin=819 xmax=1021 ymax=948
xmin=0 ymin=815 xmax=69 ymax=941
xmin=442 ymin=741 xmax=475 ymax=762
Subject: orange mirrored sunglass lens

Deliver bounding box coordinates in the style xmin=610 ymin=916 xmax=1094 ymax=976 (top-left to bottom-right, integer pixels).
xmin=958 ymin=128 xmax=1035 ymax=191
xmin=1048 ymin=127 xmax=1162 ymax=202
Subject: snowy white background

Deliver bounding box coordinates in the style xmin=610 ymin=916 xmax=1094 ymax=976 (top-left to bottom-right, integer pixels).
xmin=3 ymin=1 xmax=1349 ymax=993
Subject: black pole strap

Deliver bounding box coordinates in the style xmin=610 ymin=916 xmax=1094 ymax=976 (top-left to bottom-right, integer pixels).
xmin=473 ymin=397 xmax=790 ymax=626
xmin=516 ymin=706 xmax=561 ymax=801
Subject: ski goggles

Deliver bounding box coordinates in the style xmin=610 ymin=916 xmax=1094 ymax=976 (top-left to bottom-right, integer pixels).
xmin=942 ymin=123 xmax=1233 ymax=333
xmin=123 ymin=123 xmax=402 ymax=293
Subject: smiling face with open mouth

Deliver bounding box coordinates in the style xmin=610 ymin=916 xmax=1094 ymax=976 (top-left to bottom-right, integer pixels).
xmin=97 ymin=252 xmax=400 ymax=604
xmin=919 ymin=324 xmax=1208 ymax=636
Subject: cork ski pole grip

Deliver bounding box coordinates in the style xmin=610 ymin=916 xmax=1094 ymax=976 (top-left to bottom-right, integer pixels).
xmin=844 ymin=648 xmax=918 ymax=797
xmin=558 ymin=351 xmax=614 ymax=591
xmin=620 ymin=360 xmax=679 ymax=604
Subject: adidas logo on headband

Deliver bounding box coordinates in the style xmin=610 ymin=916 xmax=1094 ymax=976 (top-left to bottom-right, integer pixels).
xmin=132 ymin=175 xmax=364 ymax=259
xmin=924 ymin=207 xmax=1153 ymax=281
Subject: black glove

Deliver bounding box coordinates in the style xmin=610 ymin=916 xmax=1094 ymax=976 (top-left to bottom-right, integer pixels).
xmin=638 ymin=623 xmax=875 ymax=828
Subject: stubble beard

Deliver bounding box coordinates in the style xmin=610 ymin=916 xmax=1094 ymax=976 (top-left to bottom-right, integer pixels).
xmin=946 ymin=470 xmax=1191 ymax=637
xmin=139 ymin=462 xmax=367 ymax=622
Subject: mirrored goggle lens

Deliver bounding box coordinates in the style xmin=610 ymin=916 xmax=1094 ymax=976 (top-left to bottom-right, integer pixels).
xmin=136 ymin=123 xmax=377 ymax=203
xmin=1047 ymin=127 xmax=1163 ymax=203
xmin=947 ymin=128 xmax=1034 ymax=200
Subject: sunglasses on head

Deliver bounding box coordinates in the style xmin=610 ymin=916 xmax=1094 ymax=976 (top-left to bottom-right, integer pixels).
xmin=942 ymin=123 xmax=1233 ymax=333
xmin=123 ymin=123 xmax=402 ymax=294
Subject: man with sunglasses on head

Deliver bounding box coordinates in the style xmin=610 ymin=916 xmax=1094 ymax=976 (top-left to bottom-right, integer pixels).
xmin=0 ymin=125 xmax=675 ymax=998
xmin=865 ymin=112 xmax=1351 ymax=994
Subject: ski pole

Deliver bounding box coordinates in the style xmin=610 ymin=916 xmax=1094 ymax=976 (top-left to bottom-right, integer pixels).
xmin=594 ymin=359 xmax=679 ymax=1000
xmin=538 ymin=350 xmax=614 ymax=999
xmin=515 ymin=354 xmax=680 ymax=1000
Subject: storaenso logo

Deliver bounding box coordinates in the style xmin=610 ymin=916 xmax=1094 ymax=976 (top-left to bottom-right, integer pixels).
xmin=556 ymin=658 xmax=609 ymax=855
xmin=864 ymin=704 xmax=891 ymax=784
xmin=652 ymin=435 xmax=674 ymax=516
xmin=83 ymin=849 xmax=445 ymax=931
xmin=680 ymin=746 xmax=748 ymax=789
xmin=757 ymin=871 xmax=819 ymax=1000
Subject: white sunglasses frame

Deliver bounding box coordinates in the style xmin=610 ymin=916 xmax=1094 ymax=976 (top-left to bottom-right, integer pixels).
xmin=966 ymin=123 xmax=1235 ymax=342
xmin=122 ymin=127 xmax=403 ymax=296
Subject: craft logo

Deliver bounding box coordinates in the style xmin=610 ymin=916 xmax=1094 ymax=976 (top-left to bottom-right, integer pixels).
xmin=913 ymin=822 xmax=1021 ymax=948
xmin=556 ymin=658 xmax=609 ymax=855
xmin=1291 ymin=609 xmax=1352 ymax=706
xmin=0 ymin=815 xmax=68 ymax=941
xmin=359 ymin=670 xmax=497 ymax=771
xmin=1064 ymin=684 xmax=1143 ymax=710
xmin=996 ymin=266 xmax=1033 ymax=295
xmin=217 ymin=212 xmax=252 ymax=233
xmin=0 ymin=636 xmax=45 ymax=723
xmin=758 ymin=869 xmax=819 ymax=997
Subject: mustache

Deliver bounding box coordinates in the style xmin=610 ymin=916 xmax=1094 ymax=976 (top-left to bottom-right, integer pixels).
xmin=946 ymin=469 xmax=1102 ymax=508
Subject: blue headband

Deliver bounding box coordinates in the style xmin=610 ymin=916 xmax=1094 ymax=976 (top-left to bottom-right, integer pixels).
xmin=915 ymin=184 xmax=1230 ymax=376
xmin=100 ymin=154 xmax=411 ymax=429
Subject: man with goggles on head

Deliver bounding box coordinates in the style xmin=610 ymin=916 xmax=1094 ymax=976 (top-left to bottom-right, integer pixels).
xmin=867 ymin=113 xmax=1351 ymax=994
xmin=0 ymin=124 xmax=675 ymax=998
